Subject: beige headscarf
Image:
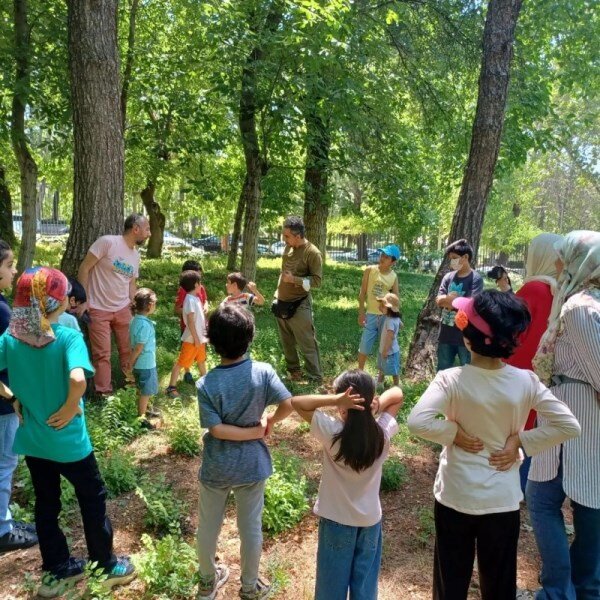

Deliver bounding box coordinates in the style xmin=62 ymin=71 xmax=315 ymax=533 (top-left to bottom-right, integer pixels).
xmin=524 ymin=233 xmax=564 ymax=294
xmin=532 ymin=230 xmax=600 ymax=385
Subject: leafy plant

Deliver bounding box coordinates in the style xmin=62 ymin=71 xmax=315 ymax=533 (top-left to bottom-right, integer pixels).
xmin=380 ymin=457 xmax=408 ymax=492
xmin=263 ymin=452 xmax=308 ymax=535
xmin=165 ymin=402 xmax=202 ymax=456
xmin=416 ymin=506 xmax=436 ymax=547
xmin=136 ymin=475 xmax=184 ymax=535
xmin=97 ymin=449 xmax=139 ymax=498
xmin=134 ymin=533 xmax=199 ymax=599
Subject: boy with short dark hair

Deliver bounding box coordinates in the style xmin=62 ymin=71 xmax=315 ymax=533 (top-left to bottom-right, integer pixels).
xmin=57 ymin=278 xmax=90 ymax=331
xmin=435 ymin=239 xmax=483 ymax=371
xmin=221 ymin=272 xmax=265 ymax=308
xmin=167 ymin=270 xmax=207 ymax=398
xmin=174 ymin=260 xmax=208 ymax=384
xmin=196 ymin=305 xmax=292 ymax=600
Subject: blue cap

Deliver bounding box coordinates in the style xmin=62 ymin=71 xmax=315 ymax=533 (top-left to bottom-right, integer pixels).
xmin=377 ymin=244 xmax=400 ymax=260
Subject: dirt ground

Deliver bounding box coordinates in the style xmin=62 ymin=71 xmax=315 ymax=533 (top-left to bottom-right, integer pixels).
xmin=0 ymin=413 xmax=548 ymax=599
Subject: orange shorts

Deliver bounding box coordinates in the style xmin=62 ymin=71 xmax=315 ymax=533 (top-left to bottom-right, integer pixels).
xmin=177 ymin=341 xmax=206 ymax=369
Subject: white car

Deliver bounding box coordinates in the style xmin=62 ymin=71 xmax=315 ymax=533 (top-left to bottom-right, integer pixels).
xmin=269 ymin=241 xmax=287 ymax=256
xmin=162 ymin=230 xmax=193 ymax=249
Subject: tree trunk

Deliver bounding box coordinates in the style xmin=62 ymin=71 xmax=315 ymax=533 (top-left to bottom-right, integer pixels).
xmin=405 ymin=0 xmax=523 ymax=381
xmin=0 ymin=165 xmax=15 ymax=246
xmin=11 ymin=0 xmax=38 ymax=274
xmin=52 ymin=190 xmax=59 ymax=221
xmin=303 ymin=98 xmax=331 ymax=255
xmin=121 ymin=0 xmax=140 ymax=130
xmin=61 ymin=0 xmax=124 ymax=277
xmin=140 ymin=181 xmax=165 ymax=258
xmin=227 ymin=179 xmax=247 ymax=271
xmin=238 ymin=1 xmax=284 ymax=281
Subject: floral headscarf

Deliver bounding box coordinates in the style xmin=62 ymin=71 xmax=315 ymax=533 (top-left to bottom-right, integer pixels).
xmin=524 ymin=232 xmax=564 ymax=294
xmin=532 ymin=230 xmax=600 ymax=385
xmin=9 ymin=267 xmax=69 ymax=348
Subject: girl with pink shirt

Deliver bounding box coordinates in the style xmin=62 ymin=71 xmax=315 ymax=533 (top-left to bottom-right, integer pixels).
xmin=291 ymin=370 xmax=403 ymax=600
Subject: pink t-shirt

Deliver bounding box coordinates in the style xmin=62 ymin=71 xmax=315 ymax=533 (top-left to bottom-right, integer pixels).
xmin=87 ymin=235 xmax=140 ymax=312
xmin=310 ymin=411 xmax=398 ymax=527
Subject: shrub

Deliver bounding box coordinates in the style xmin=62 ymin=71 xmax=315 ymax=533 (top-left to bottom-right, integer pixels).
xmin=416 ymin=506 xmax=435 ymax=547
xmin=134 ymin=533 xmax=199 ymax=599
xmin=136 ymin=475 xmax=184 ymax=535
xmin=87 ymin=388 xmax=143 ymax=451
xmin=97 ymin=449 xmax=139 ymax=498
xmin=263 ymin=452 xmax=308 ymax=535
xmin=380 ymin=457 xmax=408 ymax=492
xmin=165 ymin=403 xmax=202 ymax=456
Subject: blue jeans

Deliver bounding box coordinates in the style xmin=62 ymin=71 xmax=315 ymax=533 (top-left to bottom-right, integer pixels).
xmin=526 ymin=461 xmax=600 ymax=600
xmin=437 ymin=343 xmax=471 ymax=371
xmin=315 ymin=517 xmax=382 ymax=600
xmin=0 ymin=413 xmax=19 ymax=536
xmin=358 ymin=314 xmax=383 ymax=355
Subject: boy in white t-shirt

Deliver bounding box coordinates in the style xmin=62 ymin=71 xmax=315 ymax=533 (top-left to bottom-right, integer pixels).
xmin=166 ymin=270 xmax=207 ymax=398
xmin=291 ymin=370 xmax=404 ymax=600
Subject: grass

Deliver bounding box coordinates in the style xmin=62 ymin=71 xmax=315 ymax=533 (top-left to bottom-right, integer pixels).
xmin=18 ymin=243 xmax=440 ymax=597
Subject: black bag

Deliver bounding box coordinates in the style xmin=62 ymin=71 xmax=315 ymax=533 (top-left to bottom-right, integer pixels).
xmin=271 ymin=296 xmax=307 ymax=320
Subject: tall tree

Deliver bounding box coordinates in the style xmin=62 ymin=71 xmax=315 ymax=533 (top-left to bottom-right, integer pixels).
xmin=405 ymin=0 xmax=523 ymax=381
xmin=61 ymin=0 xmax=124 ymax=276
xmin=11 ymin=0 xmax=38 ymax=273
xmin=0 ymin=164 xmax=15 ymax=246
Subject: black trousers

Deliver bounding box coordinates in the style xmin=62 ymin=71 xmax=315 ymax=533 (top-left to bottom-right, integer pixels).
xmin=433 ymin=500 xmax=520 ymax=600
xmin=25 ymin=452 xmax=116 ymax=574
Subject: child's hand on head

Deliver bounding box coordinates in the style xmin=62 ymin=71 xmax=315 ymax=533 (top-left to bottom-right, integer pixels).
xmin=247 ymin=281 xmax=257 ymax=292
xmin=336 ymin=387 xmax=365 ymax=411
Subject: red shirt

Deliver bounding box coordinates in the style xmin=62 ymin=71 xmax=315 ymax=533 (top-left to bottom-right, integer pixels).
xmin=175 ymin=285 xmax=207 ymax=332
xmin=506 ymin=280 xmax=553 ymax=429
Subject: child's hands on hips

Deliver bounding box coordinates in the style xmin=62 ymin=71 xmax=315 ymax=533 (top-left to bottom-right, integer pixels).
xmin=489 ymin=433 xmax=521 ymax=471
xmin=47 ymin=403 xmax=83 ymax=430
xmin=453 ymin=425 xmax=484 ymax=453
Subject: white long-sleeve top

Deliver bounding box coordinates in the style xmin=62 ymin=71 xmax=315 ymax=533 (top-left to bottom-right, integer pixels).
xmin=408 ymin=364 xmax=581 ymax=515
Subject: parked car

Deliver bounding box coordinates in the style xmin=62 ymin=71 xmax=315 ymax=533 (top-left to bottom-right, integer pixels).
xmin=328 ymin=250 xmax=358 ymax=262
xmin=269 ymin=241 xmax=287 ymax=256
xmin=163 ymin=230 xmax=193 ymax=249
xmin=257 ymin=244 xmax=270 ymax=255
xmin=191 ymin=234 xmax=223 ymax=252
xmin=39 ymin=220 xmax=69 ymax=235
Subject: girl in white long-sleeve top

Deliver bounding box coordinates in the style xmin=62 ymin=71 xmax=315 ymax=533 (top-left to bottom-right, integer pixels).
xmin=407 ymin=289 xmax=580 ymax=600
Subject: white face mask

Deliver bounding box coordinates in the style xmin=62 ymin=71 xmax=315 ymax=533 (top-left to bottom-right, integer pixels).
xmin=450 ymin=257 xmax=461 ymax=270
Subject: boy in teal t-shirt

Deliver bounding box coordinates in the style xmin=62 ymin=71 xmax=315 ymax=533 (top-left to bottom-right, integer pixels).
xmin=0 ymin=267 xmax=135 ymax=597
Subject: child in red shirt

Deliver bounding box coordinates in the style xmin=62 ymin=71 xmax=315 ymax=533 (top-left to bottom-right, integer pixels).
xmin=174 ymin=260 xmax=208 ymax=384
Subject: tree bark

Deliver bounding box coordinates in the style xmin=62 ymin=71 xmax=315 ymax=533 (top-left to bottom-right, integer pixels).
xmin=405 ymin=0 xmax=523 ymax=381
xmin=52 ymin=190 xmax=59 ymax=221
xmin=238 ymin=1 xmax=284 ymax=281
xmin=140 ymin=181 xmax=165 ymax=258
xmin=11 ymin=0 xmax=38 ymax=274
xmin=227 ymin=180 xmax=247 ymax=271
xmin=61 ymin=0 xmax=124 ymax=277
xmin=121 ymin=0 xmax=140 ymax=130
xmin=0 ymin=165 xmax=16 ymax=246
xmin=303 ymin=99 xmax=331 ymax=256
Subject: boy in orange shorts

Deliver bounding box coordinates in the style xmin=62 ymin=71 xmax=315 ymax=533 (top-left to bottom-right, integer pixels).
xmin=166 ymin=270 xmax=207 ymax=398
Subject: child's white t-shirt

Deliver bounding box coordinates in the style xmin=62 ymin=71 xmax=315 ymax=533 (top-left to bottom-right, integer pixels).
xmin=310 ymin=411 xmax=398 ymax=527
xmin=181 ymin=293 xmax=207 ymax=344
xmin=407 ymin=364 xmax=580 ymax=515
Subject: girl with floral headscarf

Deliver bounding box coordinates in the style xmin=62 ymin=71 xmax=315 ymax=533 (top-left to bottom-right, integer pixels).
xmin=527 ymin=230 xmax=600 ymax=599
xmin=0 ymin=267 xmax=136 ymax=597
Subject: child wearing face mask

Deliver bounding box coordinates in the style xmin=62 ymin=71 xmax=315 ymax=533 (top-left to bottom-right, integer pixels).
xmin=435 ymin=239 xmax=484 ymax=371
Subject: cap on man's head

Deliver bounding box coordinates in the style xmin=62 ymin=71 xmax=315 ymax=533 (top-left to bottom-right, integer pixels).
xmin=378 ymin=244 xmax=400 ymax=261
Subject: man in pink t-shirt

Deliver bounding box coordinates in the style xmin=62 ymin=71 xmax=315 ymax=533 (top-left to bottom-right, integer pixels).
xmin=77 ymin=214 xmax=151 ymax=394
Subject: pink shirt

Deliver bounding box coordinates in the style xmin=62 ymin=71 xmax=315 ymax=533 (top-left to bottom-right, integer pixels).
xmin=87 ymin=235 xmax=140 ymax=312
xmin=310 ymin=411 xmax=398 ymax=527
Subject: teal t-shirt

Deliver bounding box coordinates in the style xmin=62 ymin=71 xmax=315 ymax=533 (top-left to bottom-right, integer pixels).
xmin=129 ymin=315 xmax=156 ymax=369
xmin=0 ymin=323 xmax=94 ymax=463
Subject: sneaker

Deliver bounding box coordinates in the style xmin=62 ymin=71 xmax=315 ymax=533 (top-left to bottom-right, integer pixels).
xmin=184 ymin=371 xmax=195 ymax=384
xmin=0 ymin=525 xmax=38 ymax=554
xmin=13 ymin=520 xmax=37 ymax=534
xmin=166 ymin=386 xmax=181 ymax=399
xmin=101 ymin=556 xmax=136 ymax=590
xmin=139 ymin=418 xmax=156 ymax=430
xmin=37 ymin=558 xmax=86 ymax=598
xmin=145 ymin=406 xmax=162 ymax=418
xmin=239 ymin=578 xmax=272 ymax=600
xmin=197 ymin=564 xmax=230 ymax=600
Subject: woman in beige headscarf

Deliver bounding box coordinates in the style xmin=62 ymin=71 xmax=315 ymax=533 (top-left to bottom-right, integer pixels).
xmin=527 ymin=230 xmax=600 ymax=600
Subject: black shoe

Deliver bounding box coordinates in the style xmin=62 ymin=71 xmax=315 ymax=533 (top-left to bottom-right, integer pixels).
xmin=101 ymin=556 xmax=136 ymax=590
xmin=0 ymin=526 xmax=38 ymax=554
xmin=140 ymin=418 xmax=156 ymax=430
xmin=14 ymin=520 xmax=37 ymax=534
xmin=38 ymin=557 xmax=86 ymax=598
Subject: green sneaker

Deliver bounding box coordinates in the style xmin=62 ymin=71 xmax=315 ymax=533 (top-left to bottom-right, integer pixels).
xmin=197 ymin=564 xmax=229 ymax=599
xmin=101 ymin=556 xmax=136 ymax=590
xmin=239 ymin=577 xmax=272 ymax=600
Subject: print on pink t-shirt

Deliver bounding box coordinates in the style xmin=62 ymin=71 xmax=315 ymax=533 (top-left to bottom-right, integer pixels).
xmin=87 ymin=235 xmax=140 ymax=312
